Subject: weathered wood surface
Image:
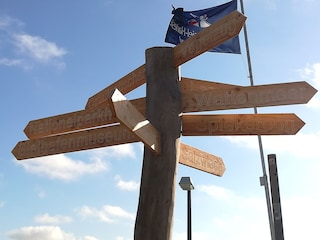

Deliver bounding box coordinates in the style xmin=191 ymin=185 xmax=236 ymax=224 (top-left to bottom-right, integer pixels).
xmin=110 ymin=89 xmax=160 ymax=154
xmin=134 ymin=47 xmax=181 ymax=240
xmin=181 ymin=77 xmax=238 ymax=93
xmin=182 ymin=81 xmax=318 ymax=113
xmin=23 ymin=78 xmax=239 ymax=140
xmin=24 ymin=98 xmax=145 ymax=139
xmin=179 ymin=143 xmax=225 ymax=176
xmin=173 ymin=10 xmax=246 ymax=67
xmin=85 ymin=64 xmax=146 ymax=109
xmin=182 ymin=113 xmax=305 ymax=136
xmin=12 ymin=124 xmax=140 ymax=160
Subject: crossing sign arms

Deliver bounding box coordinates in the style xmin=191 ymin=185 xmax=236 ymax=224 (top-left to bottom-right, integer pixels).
xmin=23 ymin=98 xmax=145 ymax=140
xmin=109 ymin=88 xmax=160 ymax=155
xmin=85 ymin=64 xmax=146 ymax=109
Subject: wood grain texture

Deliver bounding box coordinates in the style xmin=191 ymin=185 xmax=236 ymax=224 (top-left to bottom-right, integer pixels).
xmin=24 ymin=98 xmax=145 ymax=139
xmin=13 ymin=124 xmax=140 ymax=160
xmin=110 ymin=89 xmax=160 ymax=154
xmin=85 ymin=64 xmax=146 ymax=109
xmin=173 ymin=10 xmax=246 ymax=67
xmin=182 ymin=113 xmax=305 ymax=136
xmin=134 ymin=47 xmax=181 ymax=240
xmin=179 ymin=143 xmax=225 ymax=176
xmin=182 ymin=81 xmax=318 ymax=113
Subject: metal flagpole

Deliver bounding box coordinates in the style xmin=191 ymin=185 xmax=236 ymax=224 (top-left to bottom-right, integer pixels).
xmin=239 ymin=1 xmax=275 ymax=239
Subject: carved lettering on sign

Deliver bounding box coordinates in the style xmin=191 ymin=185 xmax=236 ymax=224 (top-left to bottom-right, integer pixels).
xmin=13 ymin=125 xmax=139 ymax=160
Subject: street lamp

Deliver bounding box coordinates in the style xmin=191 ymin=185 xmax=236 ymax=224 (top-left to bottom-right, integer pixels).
xmin=179 ymin=177 xmax=194 ymax=240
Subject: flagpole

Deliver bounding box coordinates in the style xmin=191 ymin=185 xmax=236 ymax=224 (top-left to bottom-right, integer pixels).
xmin=239 ymin=1 xmax=275 ymax=240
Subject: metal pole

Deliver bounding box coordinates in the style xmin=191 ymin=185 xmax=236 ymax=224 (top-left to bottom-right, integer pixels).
xmin=187 ymin=190 xmax=192 ymax=240
xmin=239 ymin=1 xmax=275 ymax=239
xmin=268 ymin=154 xmax=284 ymax=240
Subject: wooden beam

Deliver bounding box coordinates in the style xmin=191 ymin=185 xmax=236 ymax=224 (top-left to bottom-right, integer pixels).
xmin=85 ymin=64 xmax=146 ymax=109
xmin=173 ymin=10 xmax=246 ymax=67
xmin=179 ymin=143 xmax=225 ymax=176
xmin=12 ymin=124 xmax=140 ymax=160
xmin=134 ymin=47 xmax=181 ymax=240
xmin=182 ymin=113 xmax=305 ymax=136
xmin=110 ymin=89 xmax=160 ymax=155
xmin=24 ymin=98 xmax=145 ymax=139
xmin=182 ymin=81 xmax=318 ymax=113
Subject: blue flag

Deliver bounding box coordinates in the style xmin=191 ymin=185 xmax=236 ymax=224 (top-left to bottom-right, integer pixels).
xmin=165 ymin=0 xmax=240 ymax=54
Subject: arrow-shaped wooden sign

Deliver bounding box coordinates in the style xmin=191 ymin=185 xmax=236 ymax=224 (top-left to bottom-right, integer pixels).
xmin=109 ymin=88 xmax=160 ymax=154
xmin=182 ymin=81 xmax=318 ymax=113
xmin=85 ymin=64 xmax=146 ymax=109
xmin=173 ymin=10 xmax=246 ymax=67
xmin=85 ymin=11 xmax=246 ymax=110
xmin=181 ymin=77 xmax=238 ymax=92
xmin=182 ymin=113 xmax=305 ymax=136
xmin=12 ymin=124 xmax=140 ymax=160
xmin=23 ymin=78 xmax=238 ymax=140
xmin=24 ymin=98 xmax=145 ymax=139
xmin=179 ymin=143 xmax=225 ymax=176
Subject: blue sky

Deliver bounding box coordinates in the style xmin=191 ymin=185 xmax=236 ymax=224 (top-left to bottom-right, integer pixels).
xmin=1 ymin=0 xmax=320 ymax=239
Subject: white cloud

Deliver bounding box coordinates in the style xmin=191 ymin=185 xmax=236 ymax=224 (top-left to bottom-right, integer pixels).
xmin=81 ymin=237 xmax=100 ymax=240
xmin=114 ymin=175 xmax=139 ymax=191
xmin=14 ymin=34 xmax=66 ymax=62
xmin=282 ymin=196 xmax=320 ymax=239
xmin=198 ymin=184 xmax=265 ymax=211
xmin=17 ymin=154 xmax=108 ymax=181
xmin=224 ymin=131 xmax=320 ymax=159
xmin=0 ymin=15 xmax=24 ymax=31
xmin=0 ymin=201 xmax=5 ymax=208
xmin=89 ymin=144 xmax=137 ymax=160
xmin=78 ymin=204 xmax=135 ymax=223
xmin=195 ymin=183 xmax=320 ymax=240
xmin=0 ymin=14 xmax=67 ymax=69
xmin=297 ymin=62 xmax=320 ymax=110
xmin=0 ymin=58 xmax=24 ymax=67
xmin=197 ymin=184 xmax=236 ymax=201
xmin=38 ymin=191 xmax=46 ymax=199
xmin=7 ymin=226 xmax=76 ymax=240
xmin=35 ymin=213 xmax=73 ymax=224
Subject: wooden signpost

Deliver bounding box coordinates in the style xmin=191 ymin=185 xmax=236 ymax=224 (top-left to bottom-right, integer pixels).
xmin=179 ymin=143 xmax=225 ymax=177
xmin=13 ymin=124 xmax=140 ymax=160
xmin=11 ymin=9 xmax=318 ymax=240
xmin=85 ymin=64 xmax=146 ymax=109
xmin=24 ymin=98 xmax=145 ymax=139
xmin=182 ymin=81 xmax=317 ymax=113
xmin=182 ymin=113 xmax=305 ymax=136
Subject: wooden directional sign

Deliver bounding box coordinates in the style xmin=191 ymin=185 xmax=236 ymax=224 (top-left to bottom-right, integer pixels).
xmin=24 ymin=98 xmax=145 ymax=139
xmin=85 ymin=11 xmax=246 ymax=110
xmin=13 ymin=124 xmax=140 ymax=160
xmin=182 ymin=81 xmax=318 ymax=113
xmin=181 ymin=77 xmax=238 ymax=92
xmin=182 ymin=113 xmax=305 ymax=136
xmin=23 ymin=78 xmax=240 ymax=140
xmin=85 ymin=64 xmax=146 ymax=109
xmin=173 ymin=10 xmax=246 ymax=67
xmin=179 ymin=143 xmax=225 ymax=176
xmin=109 ymin=89 xmax=160 ymax=154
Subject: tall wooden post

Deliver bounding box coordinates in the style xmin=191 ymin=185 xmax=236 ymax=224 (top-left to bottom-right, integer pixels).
xmin=134 ymin=47 xmax=182 ymax=240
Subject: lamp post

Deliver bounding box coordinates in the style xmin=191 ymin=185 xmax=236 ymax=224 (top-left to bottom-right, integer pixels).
xmin=179 ymin=177 xmax=194 ymax=240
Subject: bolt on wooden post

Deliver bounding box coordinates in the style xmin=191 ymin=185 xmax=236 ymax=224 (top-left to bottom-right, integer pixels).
xmin=134 ymin=47 xmax=182 ymax=240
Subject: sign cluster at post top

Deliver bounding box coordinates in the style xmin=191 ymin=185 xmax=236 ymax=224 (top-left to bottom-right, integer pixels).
xmin=12 ymin=10 xmax=317 ymax=178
